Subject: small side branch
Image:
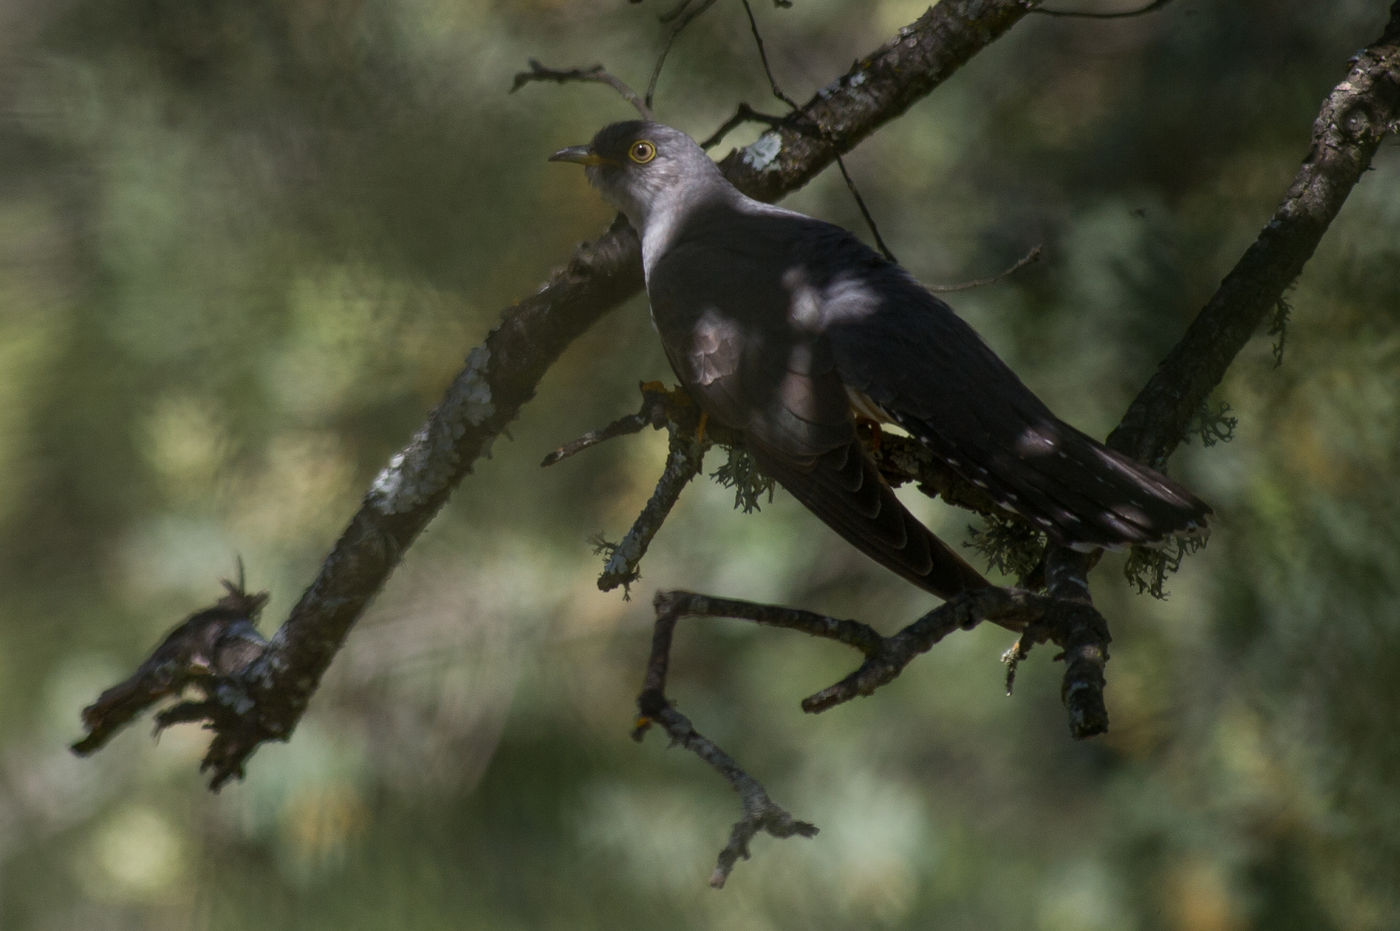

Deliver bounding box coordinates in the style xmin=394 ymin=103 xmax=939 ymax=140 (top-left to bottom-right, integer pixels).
xmin=928 ymin=244 xmax=1043 ymax=293
xmin=598 ymin=425 xmax=708 ymax=594
xmin=635 ymin=584 xmax=1109 ymax=879
xmin=542 ymin=383 xmax=724 ymax=594
xmin=540 ymin=382 xmax=674 ymax=467
xmin=645 ymin=0 xmax=724 ymax=110
xmin=698 ymin=103 xmax=789 ymax=150
xmin=635 ymin=703 xmax=818 ymax=888
xmin=739 ymin=0 xmax=897 ymax=260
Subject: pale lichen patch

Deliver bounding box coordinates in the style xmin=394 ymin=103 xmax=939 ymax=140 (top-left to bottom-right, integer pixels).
xmin=742 ymin=132 xmax=783 ymax=172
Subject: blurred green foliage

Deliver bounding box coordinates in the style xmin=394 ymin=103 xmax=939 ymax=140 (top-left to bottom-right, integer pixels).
xmin=2 ymin=0 xmax=1398 ymax=928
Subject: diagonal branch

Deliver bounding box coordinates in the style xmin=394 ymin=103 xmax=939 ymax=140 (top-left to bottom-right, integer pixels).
xmin=1109 ymin=4 xmax=1400 ymax=466
xmin=596 ymin=419 xmax=708 ymax=594
xmin=72 ymin=0 xmax=1050 ymax=787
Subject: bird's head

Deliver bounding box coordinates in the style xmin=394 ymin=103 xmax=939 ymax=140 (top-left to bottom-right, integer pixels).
xmin=549 ymin=121 xmax=727 ymax=235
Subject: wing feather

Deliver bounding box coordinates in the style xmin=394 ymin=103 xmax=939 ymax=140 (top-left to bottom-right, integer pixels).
xmin=647 ymin=205 xmax=990 ymax=597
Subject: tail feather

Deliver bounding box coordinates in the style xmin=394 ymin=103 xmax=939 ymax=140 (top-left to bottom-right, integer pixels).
xmin=751 ymin=440 xmax=991 ymax=600
xmin=899 ymin=411 xmax=1211 ymax=551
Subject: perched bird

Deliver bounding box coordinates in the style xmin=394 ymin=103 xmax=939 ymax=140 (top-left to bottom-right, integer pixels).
xmin=551 ymin=121 xmax=1210 ymax=599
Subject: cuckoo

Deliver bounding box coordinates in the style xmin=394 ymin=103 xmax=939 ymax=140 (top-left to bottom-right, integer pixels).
xmin=551 ymin=121 xmax=1211 ymax=599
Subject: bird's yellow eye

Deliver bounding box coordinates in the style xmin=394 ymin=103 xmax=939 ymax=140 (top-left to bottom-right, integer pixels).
xmin=628 ymin=140 xmax=657 ymax=164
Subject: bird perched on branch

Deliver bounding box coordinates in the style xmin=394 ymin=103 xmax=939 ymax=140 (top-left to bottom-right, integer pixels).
xmin=551 ymin=120 xmax=1210 ymax=599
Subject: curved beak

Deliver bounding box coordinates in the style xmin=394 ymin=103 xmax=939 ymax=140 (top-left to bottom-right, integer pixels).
xmin=548 ymin=145 xmax=604 ymax=166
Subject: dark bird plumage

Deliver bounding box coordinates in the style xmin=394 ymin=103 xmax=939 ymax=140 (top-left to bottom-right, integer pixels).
xmin=551 ymin=121 xmax=1211 ymax=599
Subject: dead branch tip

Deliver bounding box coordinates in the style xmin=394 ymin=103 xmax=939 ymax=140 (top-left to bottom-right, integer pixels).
xmin=71 ymin=572 xmax=271 ymax=760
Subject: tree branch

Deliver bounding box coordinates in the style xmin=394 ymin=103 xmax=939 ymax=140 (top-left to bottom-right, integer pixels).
xmin=595 ymin=416 xmax=708 ymax=595
xmin=72 ymin=0 xmax=1049 ymax=787
xmin=632 ymin=584 xmax=1108 ymax=879
xmin=1108 ymin=4 xmax=1400 ymax=465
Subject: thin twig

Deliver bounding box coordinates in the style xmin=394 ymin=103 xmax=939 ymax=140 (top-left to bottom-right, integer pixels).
xmin=698 ymin=103 xmax=787 ymax=150
xmin=634 ymin=583 xmax=1104 ymax=880
xmin=928 ymin=244 xmax=1043 ymax=293
xmin=541 ymin=382 xmax=727 ymax=594
xmin=511 ymin=59 xmax=651 ymax=119
xmin=741 ymin=0 xmax=799 ymax=110
xmin=541 ymin=382 xmax=674 ymax=467
xmin=540 ymin=411 xmax=652 ymax=467
xmin=644 ymin=588 xmax=1060 ymax=716
xmin=646 ymin=0 xmax=723 ymax=111
xmin=549 ymin=381 xmax=770 ymax=594
xmin=657 ymin=705 xmax=820 ymax=888
xmin=633 ymin=601 xmax=816 ymax=886
xmin=740 ymin=0 xmax=898 ymax=260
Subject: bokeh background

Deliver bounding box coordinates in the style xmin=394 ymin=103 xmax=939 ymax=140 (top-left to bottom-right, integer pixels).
xmin=3 ymin=0 xmax=1398 ymax=928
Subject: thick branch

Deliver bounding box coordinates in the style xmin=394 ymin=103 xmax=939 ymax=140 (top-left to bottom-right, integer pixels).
xmin=718 ymin=1 xmax=1043 ymax=200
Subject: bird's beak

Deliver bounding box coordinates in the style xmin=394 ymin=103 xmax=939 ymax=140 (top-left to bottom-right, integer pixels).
xmin=548 ymin=145 xmax=605 ymax=166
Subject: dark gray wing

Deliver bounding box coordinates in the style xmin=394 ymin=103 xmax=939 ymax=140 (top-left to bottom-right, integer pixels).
xmin=646 ymin=205 xmax=990 ymax=598
xmin=807 ymin=228 xmax=1212 ymax=549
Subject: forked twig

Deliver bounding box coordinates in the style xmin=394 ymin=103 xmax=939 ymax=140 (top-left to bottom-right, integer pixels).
xmin=698 ymin=103 xmax=788 ymax=150
xmin=543 ymin=383 xmax=731 ymax=594
xmin=511 ymin=59 xmax=652 ymax=119
xmin=634 ymin=593 xmax=819 ymax=887
xmin=632 ymin=584 xmax=1110 ymax=881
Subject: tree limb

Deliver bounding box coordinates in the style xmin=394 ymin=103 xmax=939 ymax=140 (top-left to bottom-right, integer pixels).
xmin=72 ymin=0 xmax=1049 ymax=787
